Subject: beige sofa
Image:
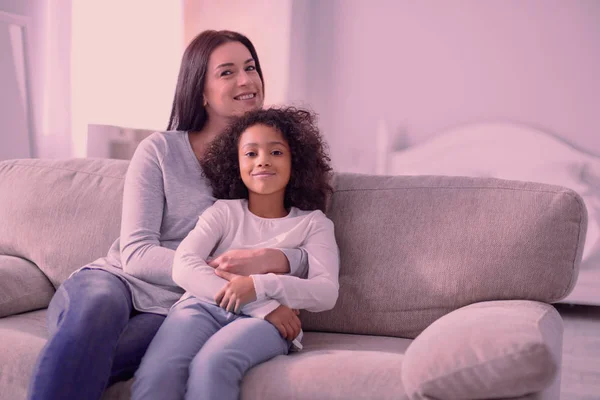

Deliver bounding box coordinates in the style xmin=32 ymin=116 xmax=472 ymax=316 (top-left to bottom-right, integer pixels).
xmin=0 ymin=158 xmax=587 ymax=400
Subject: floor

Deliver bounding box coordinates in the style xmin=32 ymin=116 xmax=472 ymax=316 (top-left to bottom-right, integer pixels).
xmin=556 ymin=304 xmax=600 ymax=400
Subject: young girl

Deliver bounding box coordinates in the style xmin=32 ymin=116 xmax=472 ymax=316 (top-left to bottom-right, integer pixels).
xmin=131 ymin=107 xmax=340 ymax=400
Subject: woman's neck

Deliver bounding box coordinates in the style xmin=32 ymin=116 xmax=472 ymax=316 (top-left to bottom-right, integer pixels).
xmin=188 ymin=115 xmax=232 ymax=159
xmin=247 ymin=193 xmax=288 ymax=219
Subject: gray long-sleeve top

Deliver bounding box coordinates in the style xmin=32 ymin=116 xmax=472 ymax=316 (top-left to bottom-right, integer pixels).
xmin=77 ymin=131 xmax=306 ymax=315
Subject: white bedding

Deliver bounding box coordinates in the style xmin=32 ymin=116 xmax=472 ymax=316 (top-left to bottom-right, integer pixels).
xmin=385 ymin=122 xmax=600 ymax=305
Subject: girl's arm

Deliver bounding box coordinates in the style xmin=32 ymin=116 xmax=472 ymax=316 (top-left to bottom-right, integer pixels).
xmin=250 ymin=212 xmax=340 ymax=312
xmin=119 ymin=135 xmax=178 ymax=286
xmin=172 ymin=203 xmax=231 ymax=300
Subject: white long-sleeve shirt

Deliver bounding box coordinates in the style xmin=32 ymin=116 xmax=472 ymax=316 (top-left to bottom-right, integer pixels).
xmin=173 ymin=199 xmax=340 ymax=319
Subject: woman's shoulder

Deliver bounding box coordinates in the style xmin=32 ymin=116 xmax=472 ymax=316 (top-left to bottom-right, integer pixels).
xmin=134 ymin=130 xmax=192 ymax=163
xmin=139 ymin=130 xmax=186 ymax=149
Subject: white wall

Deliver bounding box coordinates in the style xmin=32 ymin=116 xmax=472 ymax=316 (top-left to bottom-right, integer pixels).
xmin=183 ymin=0 xmax=293 ymax=107
xmin=299 ymin=0 xmax=600 ymax=173
xmin=0 ymin=0 xmax=72 ymax=158
xmin=71 ymin=0 xmax=184 ymax=157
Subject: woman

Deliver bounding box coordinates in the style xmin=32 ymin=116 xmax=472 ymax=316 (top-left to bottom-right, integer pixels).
xmin=27 ymin=30 xmax=307 ymax=400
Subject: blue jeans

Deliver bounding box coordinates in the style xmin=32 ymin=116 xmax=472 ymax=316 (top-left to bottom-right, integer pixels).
xmin=27 ymin=269 xmax=166 ymax=400
xmin=131 ymin=297 xmax=290 ymax=400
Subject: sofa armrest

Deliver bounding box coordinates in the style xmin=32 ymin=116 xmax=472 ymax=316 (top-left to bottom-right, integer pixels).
xmin=0 ymin=255 xmax=55 ymax=318
xmin=401 ymin=300 xmax=562 ymax=400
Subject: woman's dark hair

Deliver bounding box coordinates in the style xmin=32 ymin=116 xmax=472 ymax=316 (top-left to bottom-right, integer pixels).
xmin=200 ymin=107 xmax=333 ymax=212
xmin=167 ymin=30 xmax=265 ymax=132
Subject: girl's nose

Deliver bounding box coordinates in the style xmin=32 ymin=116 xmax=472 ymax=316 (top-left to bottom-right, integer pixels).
xmin=257 ymin=157 xmax=271 ymax=167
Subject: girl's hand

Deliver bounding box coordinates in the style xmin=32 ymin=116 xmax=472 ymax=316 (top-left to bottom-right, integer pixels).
xmin=214 ymin=270 xmax=257 ymax=313
xmin=265 ymin=305 xmax=302 ymax=340
xmin=208 ymin=248 xmax=289 ymax=276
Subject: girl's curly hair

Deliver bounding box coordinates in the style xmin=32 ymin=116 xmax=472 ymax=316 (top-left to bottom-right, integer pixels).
xmin=200 ymin=107 xmax=333 ymax=212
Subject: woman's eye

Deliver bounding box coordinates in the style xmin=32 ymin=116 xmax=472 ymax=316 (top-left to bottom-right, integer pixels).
xmin=246 ymin=65 xmax=256 ymax=72
xmin=220 ymin=70 xmax=233 ymax=77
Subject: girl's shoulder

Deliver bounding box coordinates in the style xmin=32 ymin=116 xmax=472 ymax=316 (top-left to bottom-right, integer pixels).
xmin=292 ymin=208 xmax=334 ymax=227
xmin=207 ymin=199 xmax=246 ymax=217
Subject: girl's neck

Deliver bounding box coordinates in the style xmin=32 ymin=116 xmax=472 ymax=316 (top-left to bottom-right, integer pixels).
xmin=247 ymin=193 xmax=288 ymax=219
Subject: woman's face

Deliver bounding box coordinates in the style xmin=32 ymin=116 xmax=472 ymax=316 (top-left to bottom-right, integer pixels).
xmin=203 ymin=41 xmax=264 ymax=121
xmin=238 ymin=124 xmax=291 ymax=199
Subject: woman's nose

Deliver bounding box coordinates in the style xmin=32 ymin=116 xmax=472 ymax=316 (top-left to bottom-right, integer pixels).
xmin=238 ymin=70 xmax=251 ymax=86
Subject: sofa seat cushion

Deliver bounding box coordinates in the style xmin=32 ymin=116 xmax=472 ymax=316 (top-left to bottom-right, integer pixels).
xmin=0 ymin=309 xmax=48 ymax=400
xmin=102 ymin=332 xmax=413 ymax=400
xmin=241 ymin=332 xmax=412 ymax=400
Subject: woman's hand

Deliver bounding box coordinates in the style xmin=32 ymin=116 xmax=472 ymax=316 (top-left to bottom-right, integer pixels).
xmin=214 ymin=270 xmax=257 ymax=313
xmin=265 ymin=305 xmax=302 ymax=340
xmin=208 ymin=248 xmax=290 ymax=276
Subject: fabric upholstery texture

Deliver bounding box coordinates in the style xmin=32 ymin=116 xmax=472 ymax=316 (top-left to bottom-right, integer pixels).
xmin=0 ymin=159 xmax=128 ymax=288
xmin=301 ymin=173 xmax=587 ymax=339
xmin=0 ymin=256 xmax=54 ymax=317
xmin=401 ymin=300 xmax=562 ymax=398
xmin=243 ymin=332 xmax=411 ymax=400
xmin=0 ymin=310 xmax=47 ymax=399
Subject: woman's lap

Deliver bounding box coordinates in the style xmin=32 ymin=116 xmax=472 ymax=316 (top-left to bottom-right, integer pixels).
xmin=29 ymin=268 xmax=166 ymax=400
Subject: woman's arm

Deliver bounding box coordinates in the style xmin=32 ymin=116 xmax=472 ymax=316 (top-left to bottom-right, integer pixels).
xmin=250 ymin=213 xmax=340 ymax=312
xmin=208 ymin=247 xmax=308 ymax=277
xmin=119 ymin=136 xmax=179 ymax=286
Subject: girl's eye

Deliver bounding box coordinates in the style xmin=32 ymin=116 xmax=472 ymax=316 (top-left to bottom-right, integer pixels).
xmin=245 ymin=151 xmax=256 ymax=157
xmin=272 ymin=150 xmax=283 ymax=156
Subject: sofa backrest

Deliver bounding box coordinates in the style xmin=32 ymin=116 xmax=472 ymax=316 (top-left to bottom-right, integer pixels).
xmin=300 ymin=173 xmax=587 ymax=338
xmin=0 ymin=159 xmax=128 ymax=287
xmin=0 ymin=159 xmax=587 ymax=339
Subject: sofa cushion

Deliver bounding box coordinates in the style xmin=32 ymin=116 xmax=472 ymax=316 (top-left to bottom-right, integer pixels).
xmin=241 ymin=332 xmax=410 ymax=400
xmin=0 ymin=256 xmax=54 ymax=318
xmin=0 ymin=159 xmax=129 ymax=287
xmin=301 ymin=174 xmax=586 ymax=339
xmin=401 ymin=300 xmax=562 ymax=399
xmin=0 ymin=309 xmax=48 ymax=400
xmin=101 ymin=332 xmax=412 ymax=400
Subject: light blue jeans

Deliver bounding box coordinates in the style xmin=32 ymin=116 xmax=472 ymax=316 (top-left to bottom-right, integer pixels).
xmin=28 ymin=269 xmax=165 ymax=400
xmin=131 ymin=297 xmax=291 ymax=400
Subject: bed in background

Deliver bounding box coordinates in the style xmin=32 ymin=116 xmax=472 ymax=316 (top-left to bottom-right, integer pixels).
xmin=380 ymin=122 xmax=600 ymax=306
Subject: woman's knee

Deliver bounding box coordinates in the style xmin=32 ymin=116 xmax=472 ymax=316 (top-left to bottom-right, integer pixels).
xmin=47 ymin=269 xmax=132 ymax=333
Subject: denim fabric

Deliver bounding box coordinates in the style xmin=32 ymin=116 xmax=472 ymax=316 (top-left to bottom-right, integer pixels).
xmin=28 ymin=269 xmax=165 ymax=400
xmin=132 ymin=297 xmax=290 ymax=400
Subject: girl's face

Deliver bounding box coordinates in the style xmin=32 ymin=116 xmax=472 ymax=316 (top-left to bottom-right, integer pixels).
xmin=238 ymin=124 xmax=291 ymax=199
xmin=203 ymin=41 xmax=264 ymax=121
